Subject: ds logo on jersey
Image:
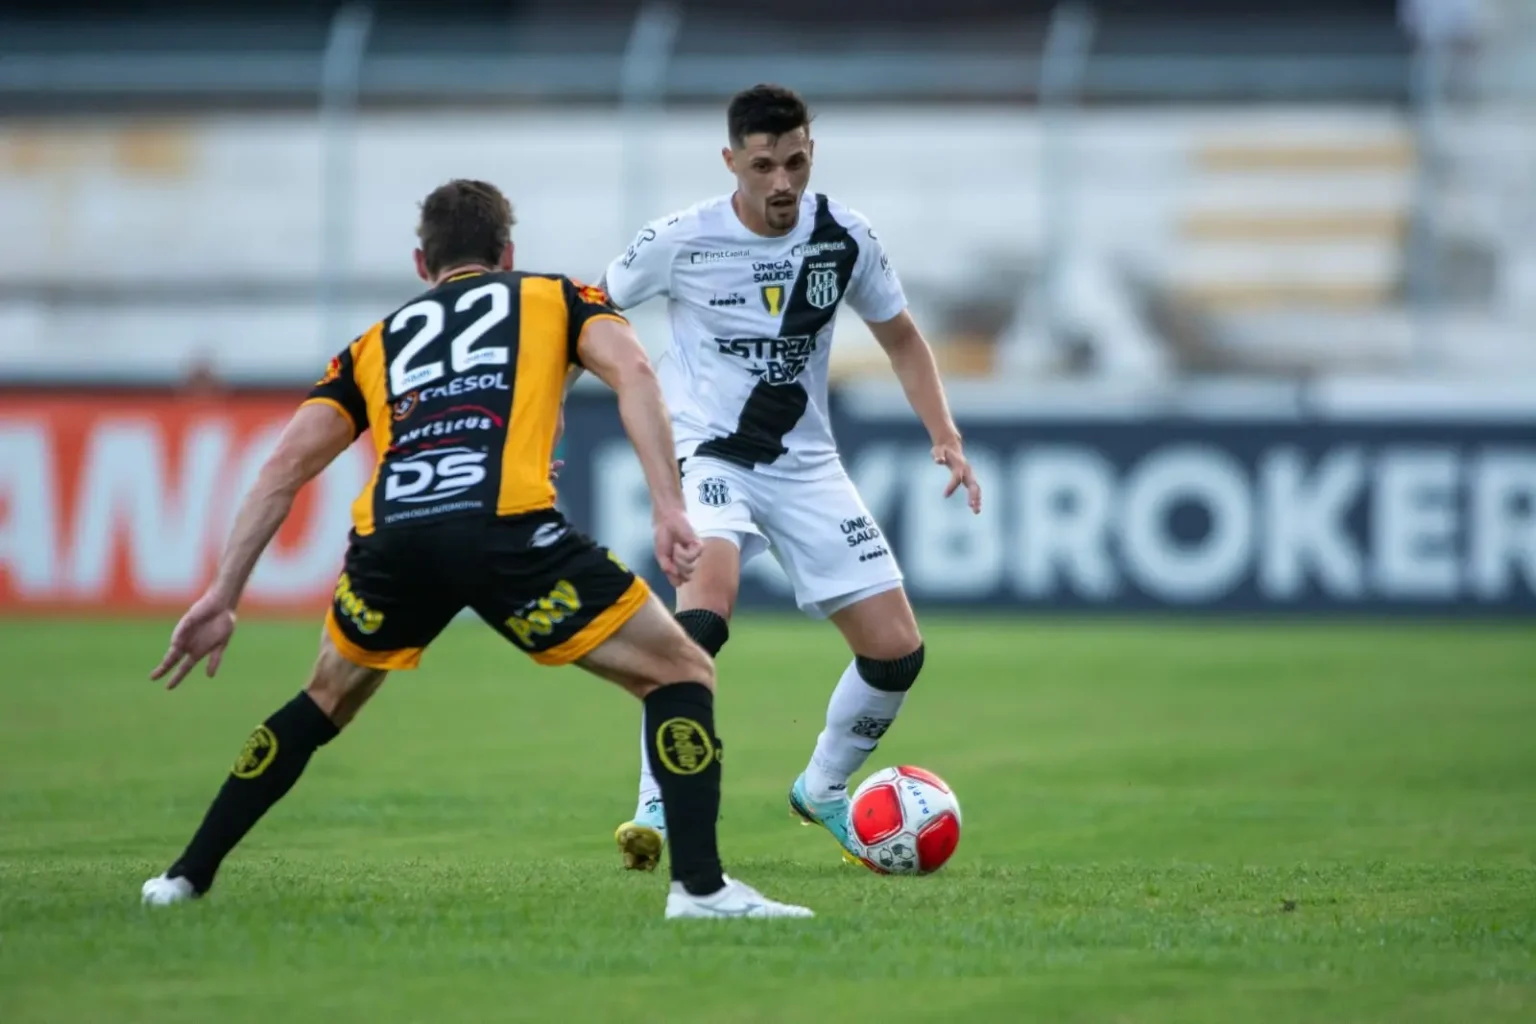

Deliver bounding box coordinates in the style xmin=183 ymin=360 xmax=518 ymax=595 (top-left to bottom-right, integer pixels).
xmin=384 ymin=447 xmax=488 ymax=503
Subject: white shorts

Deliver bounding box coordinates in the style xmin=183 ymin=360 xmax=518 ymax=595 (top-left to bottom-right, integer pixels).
xmin=680 ymin=456 xmax=905 ymax=619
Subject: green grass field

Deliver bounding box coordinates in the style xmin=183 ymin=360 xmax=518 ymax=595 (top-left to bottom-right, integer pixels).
xmin=1 ymin=615 xmax=1532 ymax=1022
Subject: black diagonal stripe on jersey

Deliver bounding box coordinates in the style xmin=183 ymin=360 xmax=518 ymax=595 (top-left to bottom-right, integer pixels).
xmin=695 ymin=195 xmax=859 ymax=468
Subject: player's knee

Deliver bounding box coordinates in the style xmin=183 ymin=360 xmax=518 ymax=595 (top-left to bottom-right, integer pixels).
xmin=856 ymin=643 xmax=925 ymax=694
xmin=673 ymin=636 xmax=717 ymax=691
xmin=305 ymin=646 xmax=385 ymax=729
xmin=674 ymin=608 xmax=729 ymax=658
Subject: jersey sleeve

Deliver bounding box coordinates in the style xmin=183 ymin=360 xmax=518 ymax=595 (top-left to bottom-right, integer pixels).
xmin=562 ymin=276 xmax=630 ymax=366
xmin=601 ymin=216 xmax=679 ymax=310
xmin=301 ymin=339 xmax=368 ymax=440
xmin=845 ymin=216 xmax=909 ymax=324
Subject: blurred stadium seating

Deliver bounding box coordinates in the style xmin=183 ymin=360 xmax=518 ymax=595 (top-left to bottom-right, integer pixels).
xmin=2 ymin=0 xmax=1531 ymax=386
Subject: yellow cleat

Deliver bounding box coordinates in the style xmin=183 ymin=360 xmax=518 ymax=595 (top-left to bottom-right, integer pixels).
xmin=614 ymin=821 xmax=665 ymax=872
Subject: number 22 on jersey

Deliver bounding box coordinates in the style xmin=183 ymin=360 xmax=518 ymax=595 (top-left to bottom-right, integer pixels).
xmin=388 ymin=281 xmax=512 ymax=396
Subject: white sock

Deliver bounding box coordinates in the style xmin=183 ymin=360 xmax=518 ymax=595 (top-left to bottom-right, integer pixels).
xmin=804 ymin=659 xmax=907 ymax=801
xmin=635 ymin=719 xmax=664 ymax=821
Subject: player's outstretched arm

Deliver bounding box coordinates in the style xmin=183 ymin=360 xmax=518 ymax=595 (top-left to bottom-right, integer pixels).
xmin=209 ymin=402 xmax=356 ymax=606
xmin=150 ymin=402 xmax=356 ymax=689
xmin=867 ymin=310 xmax=983 ymax=514
xmin=576 ymin=318 xmax=701 ymax=584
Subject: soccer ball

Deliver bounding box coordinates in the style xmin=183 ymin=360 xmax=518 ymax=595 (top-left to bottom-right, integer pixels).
xmin=849 ymin=765 xmax=962 ymax=875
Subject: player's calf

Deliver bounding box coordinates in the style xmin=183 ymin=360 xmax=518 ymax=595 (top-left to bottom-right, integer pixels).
xmin=619 ymin=615 xmax=722 ymax=868
xmin=802 ymin=587 xmax=927 ymax=803
xmin=580 ymin=600 xmax=726 ymax=891
xmin=800 ymin=645 xmax=925 ymax=802
xmin=144 ymin=639 xmax=383 ymax=902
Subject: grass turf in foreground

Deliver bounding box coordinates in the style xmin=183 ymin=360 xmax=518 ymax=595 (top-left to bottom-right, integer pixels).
xmin=0 ymin=616 xmax=1531 ymax=1022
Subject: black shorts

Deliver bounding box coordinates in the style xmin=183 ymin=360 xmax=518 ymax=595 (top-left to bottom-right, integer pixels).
xmin=324 ymin=510 xmax=651 ymax=671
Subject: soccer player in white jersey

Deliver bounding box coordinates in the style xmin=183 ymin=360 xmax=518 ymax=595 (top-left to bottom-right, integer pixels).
xmin=598 ymin=84 xmax=982 ymax=869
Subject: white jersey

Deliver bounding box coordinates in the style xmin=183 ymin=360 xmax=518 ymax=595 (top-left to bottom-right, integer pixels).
xmin=602 ymin=192 xmax=907 ymax=479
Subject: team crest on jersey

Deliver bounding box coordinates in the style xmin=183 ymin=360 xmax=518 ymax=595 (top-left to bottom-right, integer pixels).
xmin=760 ymin=284 xmax=785 ymax=317
xmin=574 ymin=281 xmax=613 ymax=307
xmin=806 ymin=268 xmax=840 ymax=310
xmin=697 ymin=477 xmax=731 ymax=508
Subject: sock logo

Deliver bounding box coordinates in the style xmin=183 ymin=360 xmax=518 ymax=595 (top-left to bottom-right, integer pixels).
xmin=851 ymin=716 xmax=893 ymax=741
xmin=655 ymin=718 xmax=716 ymax=775
xmin=232 ymin=725 xmax=279 ymax=779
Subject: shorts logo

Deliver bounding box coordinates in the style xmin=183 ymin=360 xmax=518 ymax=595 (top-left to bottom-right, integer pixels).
xmin=655 ymin=718 xmax=716 ymax=775
xmin=806 ymin=268 xmax=840 ymax=310
xmin=505 ymin=579 xmax=582 ymax=648
xmin=334 ymin=571 xmax=384 ymax=634
xmin=232 ymin=725 xmax=279 ymax=779
xmin=697 ymin=477 xmax=731 ymax=508
xmin=760 ymin=285 xmax=785 ymax=316
xmin=607 ymin=550 xmax=631 ymax=573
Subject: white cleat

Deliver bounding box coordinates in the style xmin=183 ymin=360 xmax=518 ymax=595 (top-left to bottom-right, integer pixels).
xmin=664 ymin=875 xmax=814 ymax=920
xmin=141 ymin=873 xmax=198 ymax=906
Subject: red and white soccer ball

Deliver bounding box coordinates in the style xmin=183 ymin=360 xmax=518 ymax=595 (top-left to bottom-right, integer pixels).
xmin=849 ymin=765 xmax=962 ymax=875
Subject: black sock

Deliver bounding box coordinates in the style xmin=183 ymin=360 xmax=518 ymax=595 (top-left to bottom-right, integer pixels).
xmin=674 ymin=609 xmax=729 ymax=658
xmin=168 ymin=691 xmax=339 ymax=893
xmin=643 ymin=682 xmax=726 ymax=896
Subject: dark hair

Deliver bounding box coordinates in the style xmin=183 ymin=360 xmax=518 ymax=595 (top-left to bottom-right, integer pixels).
xmin=727 ymin=84 xmax=812 ymax=148
xmin=416 ymin=179 xmax=515 ymax=276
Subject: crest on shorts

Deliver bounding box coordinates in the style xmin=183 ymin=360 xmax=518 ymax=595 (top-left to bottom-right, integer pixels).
xmin=806 ymin=269 xmax=840 ymax=310
xmin=697 ymin=477 xmax=730 ymax=508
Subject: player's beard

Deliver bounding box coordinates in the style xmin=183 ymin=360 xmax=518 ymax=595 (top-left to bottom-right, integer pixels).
xmin=766 ymin=194 xmax=799 ymax=231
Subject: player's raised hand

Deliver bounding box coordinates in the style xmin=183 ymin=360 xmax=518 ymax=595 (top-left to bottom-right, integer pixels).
xmin=150 ymin=590 xmax=238 ymax=690
xmin=933 ymin=439 xmax=983 ymax=514
xmin=653 ymin=507 xmax=704 ymax=587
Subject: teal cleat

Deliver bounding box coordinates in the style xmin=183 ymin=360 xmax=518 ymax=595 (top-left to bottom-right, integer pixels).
xmin=615 ymin=796 xmax=667 ymax=872
xmin=788 ymin=773 xmax=863 ymax=865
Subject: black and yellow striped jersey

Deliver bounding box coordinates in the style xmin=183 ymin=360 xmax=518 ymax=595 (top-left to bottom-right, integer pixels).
xmin=303 ymin=269 xmax=625 ymax=535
